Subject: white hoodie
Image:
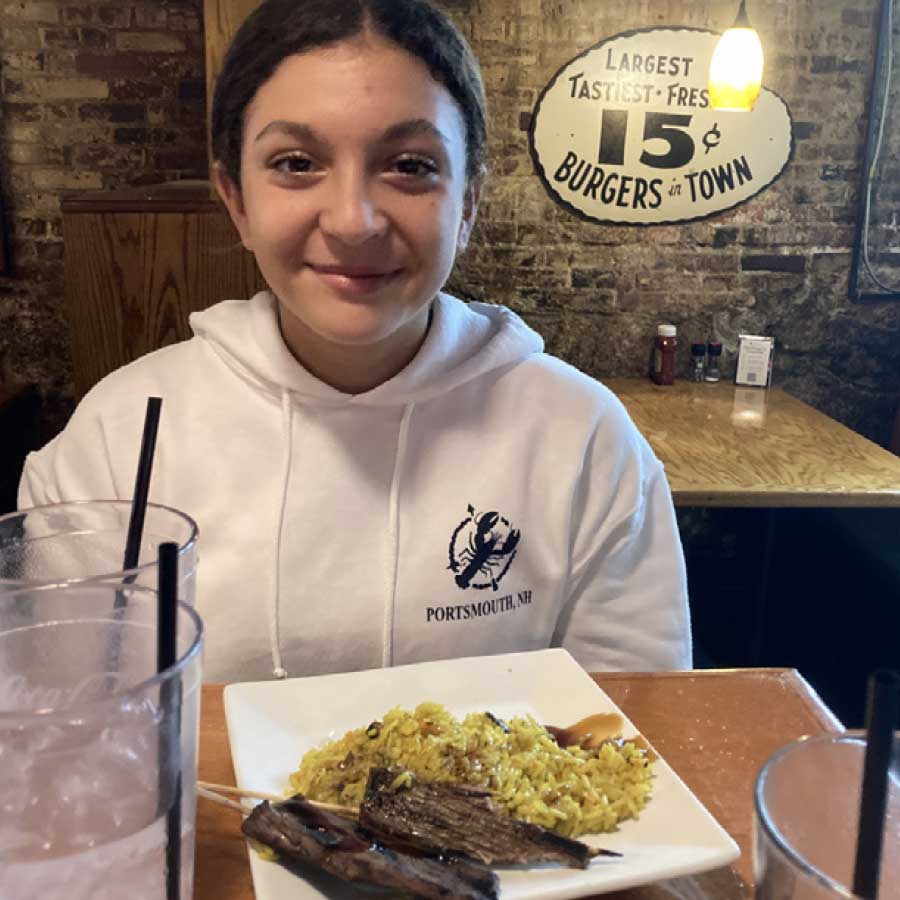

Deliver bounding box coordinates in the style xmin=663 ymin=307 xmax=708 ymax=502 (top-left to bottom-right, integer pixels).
xmin=20 ymin=291 xmax=691 ymax=681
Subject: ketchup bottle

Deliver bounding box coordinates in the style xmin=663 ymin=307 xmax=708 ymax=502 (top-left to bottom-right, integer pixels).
xmin=651 ymin=323 xmax=677 ymax=385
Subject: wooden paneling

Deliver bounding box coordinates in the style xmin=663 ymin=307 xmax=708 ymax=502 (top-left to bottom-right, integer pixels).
xmin=203 ymin=0 xmax=264 ymax=168
xmin=62 ymin=185 xmax=266 ymax=397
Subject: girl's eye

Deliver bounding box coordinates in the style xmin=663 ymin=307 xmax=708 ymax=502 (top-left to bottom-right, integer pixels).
xmin=271 ymin=154 xmax=315 ymax=175
xmin=392 ymin=156 xmax=439 ymax=178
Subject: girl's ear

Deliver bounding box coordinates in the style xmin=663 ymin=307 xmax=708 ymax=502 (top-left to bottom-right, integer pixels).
xmin=213 ymin=162 xmax=253 ymax=252
xmin=456 ymin=172 xmax=484 ymax=253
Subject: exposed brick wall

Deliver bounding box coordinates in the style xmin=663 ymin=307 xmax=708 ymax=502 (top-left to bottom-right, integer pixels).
xmin=2 ymin=0 xmax=899 ymax=447
xmin=0 ymin=0 xmax=206 ymax=439
xmin=444 ymin=0 xmax=900 ymax=445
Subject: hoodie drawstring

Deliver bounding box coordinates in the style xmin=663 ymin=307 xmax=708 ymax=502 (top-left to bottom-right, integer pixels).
xmin=270 ymin=390 xmax=293 ymax=679
xmin=382 ymin=402 xmax=415 ymax=667
xmin=270 ymin=396 xmax=413 ymax=677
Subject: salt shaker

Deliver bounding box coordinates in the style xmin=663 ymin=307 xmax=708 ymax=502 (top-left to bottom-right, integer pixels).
xmin=690 ymin=343 xmax=706 ymax=382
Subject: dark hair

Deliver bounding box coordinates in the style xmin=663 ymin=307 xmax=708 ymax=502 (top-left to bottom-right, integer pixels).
xmin=212 ymin=0 xmax=488 ymax=188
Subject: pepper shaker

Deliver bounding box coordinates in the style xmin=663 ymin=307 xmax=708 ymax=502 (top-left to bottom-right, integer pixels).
xmin=705 ymin=341 xmax=722 ymax=382
xmin=690 ymin=343 xmax=706 ymax=382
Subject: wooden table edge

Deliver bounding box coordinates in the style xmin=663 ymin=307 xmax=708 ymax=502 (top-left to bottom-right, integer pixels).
xmin=590 ymin=667 xmax=845 ymax=732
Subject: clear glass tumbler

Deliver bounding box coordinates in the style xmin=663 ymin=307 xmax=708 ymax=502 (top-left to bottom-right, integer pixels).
xmin=754 ymin=732 xmax=900 ymax=899
xmin=0 ymin=500 xmax=198 ymax=602
xmin=0 ymin=583 xmax=203 ymax=899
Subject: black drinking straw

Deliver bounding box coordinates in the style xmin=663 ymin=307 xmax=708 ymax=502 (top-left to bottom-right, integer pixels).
xmin=119 ymin=396 xmax=164 ymax=593
xmin=157 ymin=541 xmax=182 ymax=900
xmin=107 ymin=396 xmax=163 ymax=677
xmin=852 ymin=668 xmax=900 ymax=899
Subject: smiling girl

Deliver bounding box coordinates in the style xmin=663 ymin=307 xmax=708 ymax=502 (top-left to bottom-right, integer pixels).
xmin=20 ymin=0 xmax=691 ymax=682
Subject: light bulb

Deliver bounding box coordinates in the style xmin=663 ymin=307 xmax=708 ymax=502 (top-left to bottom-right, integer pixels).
xmin=709 ymin=25 xmax=764 ymax=111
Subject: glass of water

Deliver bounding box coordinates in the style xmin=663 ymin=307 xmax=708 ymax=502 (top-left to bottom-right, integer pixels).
xmin=0 ymin=500 xmax=198 ymax=601
xmin=0 ymin=583 xmax=203 ymax=899
xmin=754 ymin=732 xmax=900 ymax=899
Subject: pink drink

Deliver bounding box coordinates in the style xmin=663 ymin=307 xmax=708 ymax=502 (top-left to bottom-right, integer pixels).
xmin=0 ymin=593 xmax=203 ymax=900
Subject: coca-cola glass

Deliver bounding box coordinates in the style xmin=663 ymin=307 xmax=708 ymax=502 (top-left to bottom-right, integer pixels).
xmin=0 ymin=500 xmax=198 ymax=601
xmin=0 ymin=582 xmax=203 ymax=898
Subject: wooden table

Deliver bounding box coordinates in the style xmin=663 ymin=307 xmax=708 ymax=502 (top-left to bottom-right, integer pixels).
xmin=195 ymin=668 xmax=843 ymax=900
xmin=605 ymin=379 xmax=900 ymax=507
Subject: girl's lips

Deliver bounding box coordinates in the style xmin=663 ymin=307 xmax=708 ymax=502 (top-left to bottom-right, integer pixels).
xmin=308 ymin=264 xmax=403 ymax=298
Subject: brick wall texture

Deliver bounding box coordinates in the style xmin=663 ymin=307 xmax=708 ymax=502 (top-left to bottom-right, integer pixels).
xmin=2 ymin=0 xmax=899 ymax=445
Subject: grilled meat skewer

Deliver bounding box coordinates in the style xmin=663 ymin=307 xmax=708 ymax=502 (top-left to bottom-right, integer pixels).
xmin=360 ymin=767 xmax=619 ymax=869
xmin=242 ymin=796 xmax=499 ymax=900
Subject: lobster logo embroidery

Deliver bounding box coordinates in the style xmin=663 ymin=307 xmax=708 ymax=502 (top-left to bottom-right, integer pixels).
xmin=448 ymin=504 xmax=520 ymax=591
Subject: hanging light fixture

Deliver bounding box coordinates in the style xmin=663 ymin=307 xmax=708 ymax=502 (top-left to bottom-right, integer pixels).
xmin=708 ymin=0 xmax=764 ymax=111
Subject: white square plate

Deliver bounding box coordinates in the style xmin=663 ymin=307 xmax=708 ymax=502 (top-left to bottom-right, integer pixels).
xmin=224 ymin=648 xmax=739 ymax=898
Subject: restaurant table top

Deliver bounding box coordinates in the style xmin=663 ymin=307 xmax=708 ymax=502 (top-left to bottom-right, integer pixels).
xmin=195 ymin=667 xmax=843 ymax=900
xmin=605 ymin=379 xmax=900 ymax=507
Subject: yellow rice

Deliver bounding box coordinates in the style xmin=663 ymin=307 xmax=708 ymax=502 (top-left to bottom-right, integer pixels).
xmin=288 ymin=702 xmax=654 ymax=838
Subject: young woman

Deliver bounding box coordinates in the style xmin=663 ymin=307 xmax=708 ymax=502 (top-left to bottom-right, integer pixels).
xmin=19 ymin=0 xmax=691 ymax=682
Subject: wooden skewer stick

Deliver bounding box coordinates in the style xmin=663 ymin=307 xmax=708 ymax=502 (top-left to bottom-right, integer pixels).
xmin=198 ymin=783 xmax=624 ymax=860
xmin=198 ymin=781 xmax=283 ymax=803
xmin=196 ymin=780 xmax=359 ymax=817
xmin=197 ymin=785 xmax=247 ymax=814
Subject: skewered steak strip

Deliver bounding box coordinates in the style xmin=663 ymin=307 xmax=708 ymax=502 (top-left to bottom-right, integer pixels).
xmin=241 ymin=796 xmax=499 ymax=900
xmin=360 ymin=767 xmax=617 ymax=869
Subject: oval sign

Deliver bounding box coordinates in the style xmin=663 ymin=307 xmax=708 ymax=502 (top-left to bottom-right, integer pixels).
xmin=529 ymin=27 xmax=793 ymax=225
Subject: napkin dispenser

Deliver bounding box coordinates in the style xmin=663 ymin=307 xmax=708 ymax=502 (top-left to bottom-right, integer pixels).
xmin=735 ymin=334 xmax=774 ymax=387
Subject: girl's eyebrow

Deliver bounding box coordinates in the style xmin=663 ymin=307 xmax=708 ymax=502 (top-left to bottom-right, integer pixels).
xmin=253 ymin=118 xmax=450 ymax=148
xmin=380 ymin=118 xmax=450 ymax=147
xmin=254 ymin=120 xmax=319 ymax=144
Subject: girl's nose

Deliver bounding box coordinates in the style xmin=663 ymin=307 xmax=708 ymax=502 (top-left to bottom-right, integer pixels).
xmin=318 ymin=174 xmax=388 ymax=246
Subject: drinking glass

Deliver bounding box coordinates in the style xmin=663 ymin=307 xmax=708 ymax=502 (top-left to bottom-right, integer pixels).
xmin=0 ymin=500 xmax=198 ymax=601
xmin=0 ymin=583 xmax=203 ymax=899
xmin=754 ymin=732 xmax=900 ymax=899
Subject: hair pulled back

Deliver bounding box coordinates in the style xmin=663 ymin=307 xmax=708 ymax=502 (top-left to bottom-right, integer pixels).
xmin=211 ymin=0 xmax=488 ymax=188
